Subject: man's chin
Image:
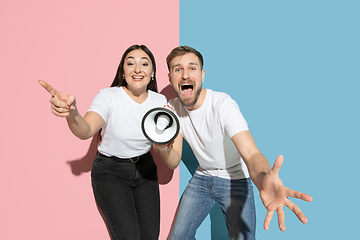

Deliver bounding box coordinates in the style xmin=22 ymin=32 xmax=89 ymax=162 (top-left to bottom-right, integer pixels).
xmin=175 ymin=91 xmax=197 ymax=107
xmin=179 ymin=97 xmax=196 ymax=107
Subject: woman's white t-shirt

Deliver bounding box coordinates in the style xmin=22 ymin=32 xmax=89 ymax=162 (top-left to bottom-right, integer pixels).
xmin=88 ymin=86 xmax=167 ymax=158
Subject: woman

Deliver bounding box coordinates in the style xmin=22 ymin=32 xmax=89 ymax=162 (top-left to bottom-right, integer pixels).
xmin=39 ymin=45 xmax=167 ymax=240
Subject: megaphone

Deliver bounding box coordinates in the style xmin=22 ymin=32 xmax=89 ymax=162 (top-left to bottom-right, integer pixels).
xmin=141 ymin=105 xmax=180 ymax=145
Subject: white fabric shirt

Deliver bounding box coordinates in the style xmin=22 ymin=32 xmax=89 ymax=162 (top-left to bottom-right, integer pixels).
xmin=169 ymin=89 xmax=250 ymax=179
xmin=88 ymin=86 xmax=167 ymax=158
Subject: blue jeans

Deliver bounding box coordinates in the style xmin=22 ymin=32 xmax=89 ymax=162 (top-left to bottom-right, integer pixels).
xmin=170 ymin=173 xmax=256 ymax=240
xmin=91 ymin=152 xmax=160 ymax=240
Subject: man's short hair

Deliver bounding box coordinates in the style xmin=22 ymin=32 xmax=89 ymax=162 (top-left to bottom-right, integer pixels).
xmin=166 ymin=46 xmax=204 ymax=71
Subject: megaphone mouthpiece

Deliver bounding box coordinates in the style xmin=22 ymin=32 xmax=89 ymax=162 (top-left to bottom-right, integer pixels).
xmin=141 ymin=106 xmax=180 ymax=145
xmin=154 ymin=112 xmax=173 ymax=131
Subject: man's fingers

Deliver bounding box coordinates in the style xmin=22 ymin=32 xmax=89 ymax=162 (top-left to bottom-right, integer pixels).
xmin=277 ymin=207 xmax=286 ymax=231
xmin=285 ymin=200 xmax=308 ymax=224
xmin=269 ymin=155 xmax=284 ymax=175
xmin=297 ymin=212 xmax=308 ymax=224
xmin=287 ymin=189 xmax=313 ymax=202
xmin=39 ymin=80 xmax=58 ymax=97
xmin=264 ymin=210 xmax=274 ymax=230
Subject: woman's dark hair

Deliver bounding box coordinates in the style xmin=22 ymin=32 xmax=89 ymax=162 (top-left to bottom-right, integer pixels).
xmin=98 ymin=45 xmax=159 ymax=142
xmin=110 ymin=44 xmax=158 ymax=92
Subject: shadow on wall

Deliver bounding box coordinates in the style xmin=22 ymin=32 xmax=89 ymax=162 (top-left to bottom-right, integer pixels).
xmin=65 ymin=131 xmax=175 ymax=184
xmin=66 ymin=133 xmax=99 ymax=176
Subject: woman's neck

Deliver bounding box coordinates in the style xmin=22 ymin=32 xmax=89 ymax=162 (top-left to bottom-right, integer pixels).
xmin=123 ymin=86 xmax=148 ymax=104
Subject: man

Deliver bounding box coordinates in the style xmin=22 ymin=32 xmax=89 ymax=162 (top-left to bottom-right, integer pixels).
xmin=154 ymin=46 xmax=312 ymax=240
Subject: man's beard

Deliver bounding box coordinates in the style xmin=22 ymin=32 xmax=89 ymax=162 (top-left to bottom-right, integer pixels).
xmin=175 ymin=84 xmax=202 ymax=108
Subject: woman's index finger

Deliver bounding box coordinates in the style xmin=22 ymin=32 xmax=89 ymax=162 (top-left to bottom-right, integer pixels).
xmin=38 ymin=80 xmax=57 ymax=97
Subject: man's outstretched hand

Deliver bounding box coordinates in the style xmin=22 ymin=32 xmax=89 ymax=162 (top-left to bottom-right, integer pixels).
xmin=260 ymin=155 xmax=313 ymax=231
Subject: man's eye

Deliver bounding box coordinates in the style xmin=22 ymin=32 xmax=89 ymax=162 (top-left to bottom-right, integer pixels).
xmin=175 ymin=69 xmax=181 ymax=72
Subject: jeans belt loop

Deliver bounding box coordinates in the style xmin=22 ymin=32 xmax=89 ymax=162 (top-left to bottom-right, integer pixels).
xmin=130 ymin=156 xmax=140 ymax=163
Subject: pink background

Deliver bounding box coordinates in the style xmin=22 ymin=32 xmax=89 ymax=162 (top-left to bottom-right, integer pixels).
xmin=0 ymin=1 xmax=179 ymax=239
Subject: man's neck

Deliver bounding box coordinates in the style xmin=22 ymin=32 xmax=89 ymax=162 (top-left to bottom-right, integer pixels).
xmin=186 ymin=89 xmax=207 ymax=111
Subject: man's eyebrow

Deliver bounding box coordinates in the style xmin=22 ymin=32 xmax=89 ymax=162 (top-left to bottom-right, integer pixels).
xmin=172 ymin=62 xmax=199 ymax=69
xmin=171 ymin=63 xmax=182 ymax=69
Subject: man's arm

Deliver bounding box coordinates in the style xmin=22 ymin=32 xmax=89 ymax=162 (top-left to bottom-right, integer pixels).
xmin=231 ymin=130 xmax=313 ymax=231
xmin=231 ymin=130 xmax=271 ymax=191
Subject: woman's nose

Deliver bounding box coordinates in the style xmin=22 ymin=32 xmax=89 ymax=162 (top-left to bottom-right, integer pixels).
xmin=134 ymin=64 xmax=141 ymax=73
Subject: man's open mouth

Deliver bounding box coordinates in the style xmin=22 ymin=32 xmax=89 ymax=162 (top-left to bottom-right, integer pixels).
xmin=181 ymin=83 xmax=194 ymax=97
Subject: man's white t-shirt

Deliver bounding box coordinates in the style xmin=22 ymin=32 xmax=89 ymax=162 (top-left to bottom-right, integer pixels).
xmin=88 ymin=86 xmax=167 ymax=158
xmin=169 ymin=89 xmax=250 ymax=179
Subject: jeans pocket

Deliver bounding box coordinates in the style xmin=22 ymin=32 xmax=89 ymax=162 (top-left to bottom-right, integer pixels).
xmin=91 ymin=155 xmax=136 ymax=180
xmin=93 ymin=154 xmax=120 ymax=166
xmin=136 ymin=155 xmax=157 ymax=179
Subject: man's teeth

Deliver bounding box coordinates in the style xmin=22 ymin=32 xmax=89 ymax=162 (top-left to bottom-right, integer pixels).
xmin=181 ymin=84 xmax=193 ymax=90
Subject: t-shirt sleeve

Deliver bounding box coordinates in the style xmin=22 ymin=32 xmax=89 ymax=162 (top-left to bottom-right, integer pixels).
xmin=87 ymin=89 xmax=112 ymax=123
xmin=220 ymin=97 xmax=248 ymax=138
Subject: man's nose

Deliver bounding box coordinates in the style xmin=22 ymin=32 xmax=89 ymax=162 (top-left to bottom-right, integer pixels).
xmin=182 ymin=69 xmax=189 ymax=79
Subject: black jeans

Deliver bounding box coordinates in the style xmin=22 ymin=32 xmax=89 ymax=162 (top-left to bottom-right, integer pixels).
xmin=91 ymin=152 xmax=160 ymax=240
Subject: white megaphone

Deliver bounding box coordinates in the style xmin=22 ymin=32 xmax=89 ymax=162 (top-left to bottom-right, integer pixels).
xmin=141 ymin=105 xmax=180 ymax=145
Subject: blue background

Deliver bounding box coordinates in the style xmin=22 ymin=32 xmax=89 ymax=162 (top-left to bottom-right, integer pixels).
xmin=179 ymin=0 xmax=360 ymax=239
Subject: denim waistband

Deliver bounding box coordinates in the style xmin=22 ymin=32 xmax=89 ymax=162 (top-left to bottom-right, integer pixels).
xmin=97 ymin=151 xmax=151 ymax=163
